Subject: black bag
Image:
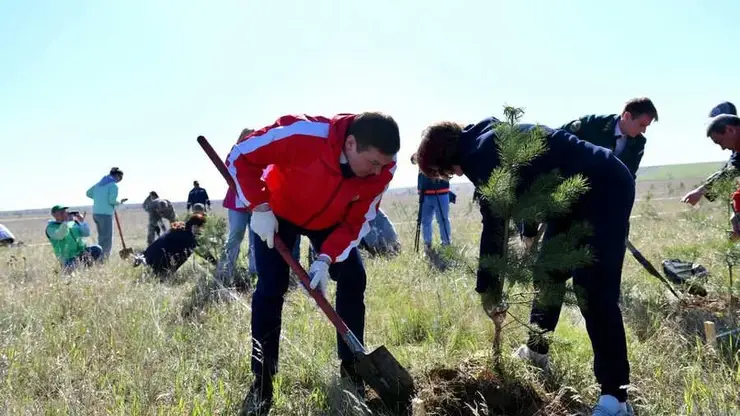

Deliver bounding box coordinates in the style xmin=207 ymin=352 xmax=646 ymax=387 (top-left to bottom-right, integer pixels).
xmin=661 ymin=259 xmax=709 ymax=297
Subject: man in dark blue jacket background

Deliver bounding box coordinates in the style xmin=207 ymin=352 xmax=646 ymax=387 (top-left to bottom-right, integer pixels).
xmin=414 ymin=117 xmax=636 ymax=416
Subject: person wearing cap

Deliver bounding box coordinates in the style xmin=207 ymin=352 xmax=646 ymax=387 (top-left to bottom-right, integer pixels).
xmin=133 ymin=213 xmax=213 ymax=276
xmin=45 ymin=205 xmax=103 ymax=271
xmin=86 ymin=167 xmax=127 ymax=258
xmin=681 ymin=101 xmax=739 ymax=205
xmin=191 ymin=203 xmax=206 ymax=215
xmin=414 ymin=116 xmax=637 ymax=416
xmin=142 ymin=191 xmax=178 ymax=244
xmin=187 ymin=181 xmax=211 ymax=212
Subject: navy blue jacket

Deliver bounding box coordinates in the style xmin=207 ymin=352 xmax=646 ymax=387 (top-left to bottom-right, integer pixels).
xmin=458 ymin=117 xmax=634 ymax=293
xmin=187 ymin=187 xmax=210 ymax=209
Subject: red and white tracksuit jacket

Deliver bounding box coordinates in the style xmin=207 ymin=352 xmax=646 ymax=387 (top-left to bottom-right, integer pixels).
xmin=224 ymin=114 xmax=396 ymax=263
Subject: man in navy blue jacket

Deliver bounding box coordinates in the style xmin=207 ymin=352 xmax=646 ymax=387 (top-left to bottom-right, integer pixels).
xmin=414 ymin=117 xmax=636 ymax=416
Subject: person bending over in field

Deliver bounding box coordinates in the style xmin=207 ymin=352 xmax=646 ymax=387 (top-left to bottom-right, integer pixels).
xmin=133 ymin=213 xmax=214 ymax=277
xmin=225 ymin=112 xmax=400 ymax=415
xmin=414 ymin=117 xmax=637 ymax=416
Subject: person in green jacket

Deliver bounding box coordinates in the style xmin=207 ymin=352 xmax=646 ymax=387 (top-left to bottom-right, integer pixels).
xmin=45 ymin=205 xmax=103 ymax=271
xmin=86 ymin=167 xmax=127 ymax=258
xmin=561 ymin=97 xmax=659 ymax=179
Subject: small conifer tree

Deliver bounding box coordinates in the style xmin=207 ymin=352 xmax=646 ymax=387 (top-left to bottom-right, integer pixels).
xmin=475 ymin=105 xmax=594 ymax=362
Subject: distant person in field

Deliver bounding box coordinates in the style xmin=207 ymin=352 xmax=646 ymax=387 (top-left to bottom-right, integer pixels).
xmin=133 ymin=213 xmax=214 ymax=277
xmin=682 ymin=101 xmax=738 ymax=205
xmin=414 ymin=117 xmax=637 ymax=416
xmin=226 ymin=113 xmax=400 ymax=415
xmin=411 ymin=153 xmax=453 ymax=249
xmin=308 ymin=206 xmax=401 ymax=261
xmin=359 ymin=207 xmax=401 ymax=256
xmin=142 ymin=191 xmax=177 ymax=245
xmin=45 ymin=205 xmax=103 ymax=271
xmin=191 ymin=202 xmax=206 ymax=215
xmin=187 ymin=181 xmax=211 ymax=212
xmin=0 ymin=223 xmax=17 ymax=247
xmin=86 ymin=167 xmax=127 ymax=258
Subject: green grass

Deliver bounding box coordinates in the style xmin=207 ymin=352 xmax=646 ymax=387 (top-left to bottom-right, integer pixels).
xmin=1 ymin=192 xmax=739 ymax=415
xmin=636 ymin=161 xmax=725 ymax=182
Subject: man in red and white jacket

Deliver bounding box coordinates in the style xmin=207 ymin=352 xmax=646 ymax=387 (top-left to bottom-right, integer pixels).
xmin=226 ymin=112 xmax=400 ymax=415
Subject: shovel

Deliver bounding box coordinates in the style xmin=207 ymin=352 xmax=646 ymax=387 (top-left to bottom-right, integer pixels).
xmin=626 ymin=240 xmax=681 ymax=299
xmin=196 ymin=135 xmax=415 ymax=410
xmin=114 ymin=210 xmax=134 ymax=259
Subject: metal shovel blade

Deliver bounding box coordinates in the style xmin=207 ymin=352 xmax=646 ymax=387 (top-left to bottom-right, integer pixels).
xmin=355 ymin=345 xmax=415 ymax=411
xmin=119 ymin=248 xmax=134 ymax=259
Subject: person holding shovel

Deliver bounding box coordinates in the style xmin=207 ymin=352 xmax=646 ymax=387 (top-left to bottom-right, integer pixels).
xmin=224 ymin=112 xmax=400 ymax=415
xmin=414 ymin=117 xmax=637 ymax=416
xmin=85 ymin=167 xmax=127 ymax=258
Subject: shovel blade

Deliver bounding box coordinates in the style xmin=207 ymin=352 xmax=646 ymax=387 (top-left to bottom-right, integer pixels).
xmin=355 ymin=345 xmax=415 ymax=411
xmin=119 ymin=248 xmax=134 ymax=259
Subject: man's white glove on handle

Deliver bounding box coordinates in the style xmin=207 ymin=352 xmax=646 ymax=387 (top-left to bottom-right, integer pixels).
xmin=308 ymin=254 xmax=331 ymax=297
xmin=250 ymin=204 xmax=279 ymax=248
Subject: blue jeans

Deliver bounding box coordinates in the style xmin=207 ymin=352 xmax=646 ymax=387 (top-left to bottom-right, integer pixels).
xmin=93 ymin=214 xmax=113 ymax=258
xmin=421 ymin=193 xmax=451 ymax=246
xmin=63 ymin=245 xmax=104 ymax=271
xmin=216 ymin=209 xmax=302 ymax=282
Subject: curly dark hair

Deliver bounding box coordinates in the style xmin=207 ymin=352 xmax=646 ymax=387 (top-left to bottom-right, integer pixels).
xmin=415 ymin=121 xmax=464 ymax=178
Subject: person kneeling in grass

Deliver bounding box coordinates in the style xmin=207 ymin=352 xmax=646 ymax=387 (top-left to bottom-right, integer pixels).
xmin=133 ymin=213 xmax=214 ymax=277
xmin=45 ymin=205 xmax=103 ymax=272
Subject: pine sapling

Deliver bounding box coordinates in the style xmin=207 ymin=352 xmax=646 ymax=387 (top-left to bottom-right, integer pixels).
xmin=476 ymin=105 xmax=593 ymax=364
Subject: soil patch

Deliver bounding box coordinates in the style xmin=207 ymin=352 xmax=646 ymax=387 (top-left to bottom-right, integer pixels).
xmin=412 ymin=365 xmax=588 ymax=416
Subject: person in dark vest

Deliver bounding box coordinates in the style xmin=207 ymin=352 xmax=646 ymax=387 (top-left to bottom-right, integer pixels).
xmin=414 ymin=116 xmax=636 ymax=416
xmin=519 ymin=98 xmax=658 ymax=246
xmin=561 ymin=97 xmax=658 ymax=179
xmin=413 ymin=158 xmax=453 ymax=249
xmin=682 ymin=101 xmax=738 ymax=205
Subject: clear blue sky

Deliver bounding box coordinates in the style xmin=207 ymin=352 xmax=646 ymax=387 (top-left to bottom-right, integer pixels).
xmin=1 ymin=0 xmax=739 ymax=212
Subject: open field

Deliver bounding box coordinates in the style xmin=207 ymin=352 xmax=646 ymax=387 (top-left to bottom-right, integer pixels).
xmin=1 ymin=176 xmax=739 ymax=415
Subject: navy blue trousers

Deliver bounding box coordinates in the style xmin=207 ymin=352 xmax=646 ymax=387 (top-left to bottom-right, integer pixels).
xmin=527 ymin=158 xmax=635 ymax=401
xmin=250 ymin=216 xmax=367 ymax=380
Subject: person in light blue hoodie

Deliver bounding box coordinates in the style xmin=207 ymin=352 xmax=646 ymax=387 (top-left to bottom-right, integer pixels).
xmin=86 ymin=167 xmax=127 ymax=258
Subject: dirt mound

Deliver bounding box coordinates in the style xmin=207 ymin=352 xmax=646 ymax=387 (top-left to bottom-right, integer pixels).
xmin=413 ymin=366 xmax=586 ymax=416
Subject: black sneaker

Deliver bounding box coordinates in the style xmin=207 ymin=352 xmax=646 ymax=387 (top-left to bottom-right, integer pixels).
xmin=340 ymin=360 xmax=366 ymax=398
xmin=239 ymin=377 xmax=273 ymax=416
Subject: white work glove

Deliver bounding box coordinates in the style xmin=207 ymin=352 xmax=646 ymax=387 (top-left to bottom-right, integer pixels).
xmin=308 ymin=254 xmax=331 ymax=297
xmin=250 ymin=204 xmax=279 ymax=248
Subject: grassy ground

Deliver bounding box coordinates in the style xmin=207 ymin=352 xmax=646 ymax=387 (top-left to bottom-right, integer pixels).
xmin=1 ymin=186 xmax=739 ymax=415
